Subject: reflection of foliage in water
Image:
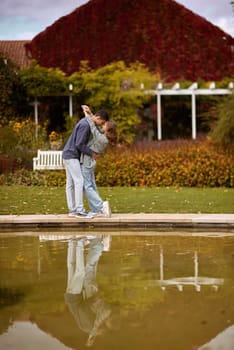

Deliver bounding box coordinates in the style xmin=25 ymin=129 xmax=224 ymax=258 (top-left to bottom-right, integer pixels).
xmin=0 ymin=236 xmax=67 ymax=315
xmin=0 ymin=235 xmax=233 ymax=317
xmin=0 ymin=234 xmax=233 ymax=350
xmin=0 ymin=287 xmax=25 ymax=309
xmin=97 ymin=235 xmax=234 ymax=314
xmin=0 ymin=287 xmax=26 ymax=335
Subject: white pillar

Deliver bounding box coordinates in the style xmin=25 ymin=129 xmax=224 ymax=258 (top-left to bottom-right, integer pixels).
xmin=34 ymin=97 xmax=39 ymax=139
xmin=69 ymin=84 xmax=73 ymax=118
xmin=157 ymin=92 xmax=162 ymax=140
xmin=159 ymin=246 xmax=165 ymax=290
xmin=194 ymin=251 xmax=200 ymax=291
xmin=191 ymin=91 xmax=196 ymax=139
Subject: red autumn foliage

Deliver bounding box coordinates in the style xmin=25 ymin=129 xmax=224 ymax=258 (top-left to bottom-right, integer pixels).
xmin=26 ymin=0 xmax=234 ymax=81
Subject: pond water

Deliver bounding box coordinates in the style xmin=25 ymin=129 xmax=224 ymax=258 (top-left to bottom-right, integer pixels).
xmin=0 ymin=231 xmax=233 ymax=350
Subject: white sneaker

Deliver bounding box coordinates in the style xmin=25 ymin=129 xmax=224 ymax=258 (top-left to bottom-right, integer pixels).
xmin=68 ymin=212 xmax=77 ymax=217
xmin=77 ymin=235 xmax=96 ymax=245
xmin=102 ymin=235 xmax=111 ymax=251
xmin=88 ymin=211 xmax=103 ymax=217
xmin=68 ymin=210 xmax=92 ymax=218
xmin=70 ymin=211 xmax=94 ymax=219
xmin=102 ymin=201 xmax=111 ymax=217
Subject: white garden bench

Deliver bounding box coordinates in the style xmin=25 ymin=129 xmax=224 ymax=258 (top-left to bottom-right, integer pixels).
xmin=33 ymin=150 xmax=64 ymax=170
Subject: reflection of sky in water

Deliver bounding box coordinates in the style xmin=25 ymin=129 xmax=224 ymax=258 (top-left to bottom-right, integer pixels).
xmin=0 ymin=233 xmax=233 ymax=350
xmin=0 ymin=321 xmax=73 ymax=350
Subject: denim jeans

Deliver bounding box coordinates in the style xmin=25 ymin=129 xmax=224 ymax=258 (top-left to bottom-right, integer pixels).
xmin=66 ymin=237 xmax=104 ymax=296
xmin=63 ymin=158 xmax=84 ymax=213
xmin=81 ymin=164 xmax=103 ymax=212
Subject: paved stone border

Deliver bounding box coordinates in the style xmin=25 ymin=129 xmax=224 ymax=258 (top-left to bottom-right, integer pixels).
xmin=0 ymin=214 xmax=233 ymax=230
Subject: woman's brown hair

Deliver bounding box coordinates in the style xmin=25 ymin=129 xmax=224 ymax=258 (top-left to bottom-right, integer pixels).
xmin=105 ymin=120 xmax=118 ymax=146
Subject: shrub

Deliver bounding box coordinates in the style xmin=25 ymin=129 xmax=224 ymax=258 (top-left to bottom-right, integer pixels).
xmin=0 ymin=140 xmax=233 ymax=187
xmin=0 ymin=118 xmax=49 ymax=172
xmin=209 ymin=93 xmax=234 ymax=149
xmin=95 ymin=140 xmax=233 ymax=187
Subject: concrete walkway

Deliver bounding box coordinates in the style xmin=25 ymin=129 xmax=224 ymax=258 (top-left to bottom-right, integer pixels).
xmin=0 ymin=213 xmax=234 ymax=230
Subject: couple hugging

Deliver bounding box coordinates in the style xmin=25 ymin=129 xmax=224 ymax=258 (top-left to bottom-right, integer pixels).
xmin=62 ymin=105 xmax=117 ymax=219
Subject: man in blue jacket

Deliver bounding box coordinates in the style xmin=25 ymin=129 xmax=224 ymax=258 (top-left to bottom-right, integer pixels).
xmin=62 ymin=110 xmax=109 ymax=218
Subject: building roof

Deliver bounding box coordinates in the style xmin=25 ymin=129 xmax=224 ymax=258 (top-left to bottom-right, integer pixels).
xmin=0 ymin=40 xmax=31 ymax=67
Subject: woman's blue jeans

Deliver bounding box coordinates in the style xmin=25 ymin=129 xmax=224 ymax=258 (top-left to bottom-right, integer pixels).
xmin=81 ymin=164 xmax=103 ymax=213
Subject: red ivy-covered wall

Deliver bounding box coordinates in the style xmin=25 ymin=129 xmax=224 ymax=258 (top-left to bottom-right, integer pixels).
xmin=26 ymin=0 xmax=234 ymax=81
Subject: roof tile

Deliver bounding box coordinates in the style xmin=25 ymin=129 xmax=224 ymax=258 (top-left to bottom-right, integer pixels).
xmin=0 ymin=40 xmax=31 ymax=67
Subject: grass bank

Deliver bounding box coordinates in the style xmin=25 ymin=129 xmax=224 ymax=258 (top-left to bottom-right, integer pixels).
xmin=0 ymin=186 xmax=233 ymax=215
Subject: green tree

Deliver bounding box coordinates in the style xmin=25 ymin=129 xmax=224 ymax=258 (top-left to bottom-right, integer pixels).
xmin=19 ymin=60 xmax=67 ymax=96
xmin=19 ymin=61 xmax=71 ymax=134
xmin=209 ymin=92 xmax=234 ymax=150
xmin=70 ymin=61 xmax=158 ymax=143
xmin=0 ymin=54 xmax=27 ymax=123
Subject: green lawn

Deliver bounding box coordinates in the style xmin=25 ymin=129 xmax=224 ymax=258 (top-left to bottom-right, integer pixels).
xmin=0 ymin=186 xmax=233 ymax=215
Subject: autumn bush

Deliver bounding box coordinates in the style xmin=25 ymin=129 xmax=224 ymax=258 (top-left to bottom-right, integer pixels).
xmin=0 ymin=119 xmax=49 ymax=172
xmin=0 ymin=140 xmax=233 ymax=187
xmin=209 ymin=93 xmax=234 ymax=149
xmin=95 ymin=140 xmax=233 ymax=187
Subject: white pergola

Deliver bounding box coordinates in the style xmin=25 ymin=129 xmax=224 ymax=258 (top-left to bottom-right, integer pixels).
xmin=31 ymin=84 xmax=74 ymax=139
xmin=144 ymin=82 xmax=234 ymax=140
xmin=156 ymin=247 xmax=224 ymax=292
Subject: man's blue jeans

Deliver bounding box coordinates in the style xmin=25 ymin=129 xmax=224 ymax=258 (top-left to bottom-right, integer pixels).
xmin=66 ymin=237 xmax=104 ymax=296
xmin=63 ymin=158 xmax=84 ymax=213
xmin=81 ymin=164 xmax=103 ymax=213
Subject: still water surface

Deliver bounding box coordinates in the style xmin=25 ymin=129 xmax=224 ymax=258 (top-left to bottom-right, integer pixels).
xmin=0 ymin=232 xmax=233 ymax=350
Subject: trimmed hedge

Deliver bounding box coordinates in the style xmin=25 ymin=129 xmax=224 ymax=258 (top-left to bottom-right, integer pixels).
xmin=0 ymin=141 xmax=233 ymax=187
xmin=96 ymin=141 xmax=233 ymax=187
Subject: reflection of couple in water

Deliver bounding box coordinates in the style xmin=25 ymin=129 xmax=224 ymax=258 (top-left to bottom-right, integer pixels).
xmin=64 ymin=235 xmax=119 ymax=347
